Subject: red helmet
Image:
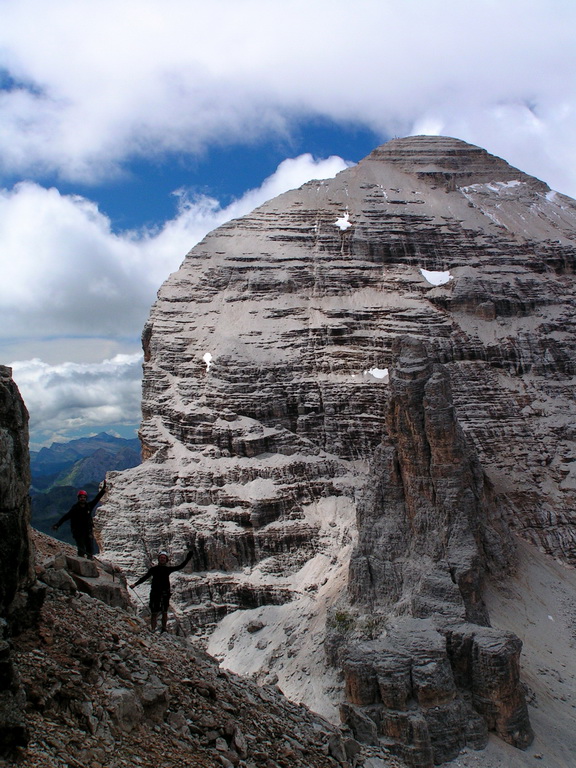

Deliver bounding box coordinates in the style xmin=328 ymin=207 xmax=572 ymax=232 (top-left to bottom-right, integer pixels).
xmin=77 ymin=490 xmax=88 ymax=498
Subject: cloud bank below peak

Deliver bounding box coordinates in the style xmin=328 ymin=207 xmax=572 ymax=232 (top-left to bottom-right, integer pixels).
xmin=10 ymin=354 xmax=144 ymax=451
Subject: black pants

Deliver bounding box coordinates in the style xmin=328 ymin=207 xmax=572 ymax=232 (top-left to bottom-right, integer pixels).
xmin=150 ymin=590 xmax=170 ymax=614
xmin=73 ymin=530 xmax=94 ymax=559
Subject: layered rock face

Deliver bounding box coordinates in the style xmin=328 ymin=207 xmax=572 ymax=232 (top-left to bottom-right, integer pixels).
xmin=19 ymin=531 xmax=395 ymax=768
xmin=99 ymin=136 xmax=576 ymax=762
xmin=0 ymin=365 xmax=36 ymax=754
xmin=337 ymin=340 xmax=532 ymax=765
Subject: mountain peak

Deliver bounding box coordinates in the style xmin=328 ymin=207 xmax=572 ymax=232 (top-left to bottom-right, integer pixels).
xmin=363 ymin=134 xmax=545 ymax=190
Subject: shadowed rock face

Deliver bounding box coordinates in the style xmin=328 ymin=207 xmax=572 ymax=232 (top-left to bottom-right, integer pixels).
xmin=349 ymin=338 xmax=512 ymax=625
xmin=0 ymin=365 xmax=35 ymax=754
xmin=0 ymin=366 xmax=33 ymax=612
xmin=99 ymin=136 xmax=576 ymax=757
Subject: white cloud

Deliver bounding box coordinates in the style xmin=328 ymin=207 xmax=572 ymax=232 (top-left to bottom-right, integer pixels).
xmin=2 ymin=0 xmax=576 ymax=445
xmin=10 ymin=355 xmax=144 ymax=446
xmin=0 ymin=0 xmax=575 ymax=196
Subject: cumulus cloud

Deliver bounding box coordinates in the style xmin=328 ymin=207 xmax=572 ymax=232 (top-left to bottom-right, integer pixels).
xmin=11 ymin=354 xmax=143 ymax=449
xmin=1 ymin=153 xmax=349 ymax=356
xmin=0 ymin=0 xmax=575 ymax=195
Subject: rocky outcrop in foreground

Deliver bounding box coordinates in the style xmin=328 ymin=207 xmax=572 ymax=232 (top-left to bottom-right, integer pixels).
xmin=0 ymin=365 xmax=39 ymax=755
xmin=38 ymin=552 xmax=131 ymax=610
xmin=10 ymin=531 xmax=403 ymax=768
xmin=98 ymin=136 xmax=576 ymax=764
xmin=0 ymin=366 xmax=33 ymax=612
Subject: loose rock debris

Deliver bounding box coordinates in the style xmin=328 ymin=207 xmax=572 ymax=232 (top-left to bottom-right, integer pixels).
xmin=2 ymin=532 xmax=405 ymax=768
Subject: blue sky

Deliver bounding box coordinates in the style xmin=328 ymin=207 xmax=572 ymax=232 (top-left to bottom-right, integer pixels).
xmin=1 ymin=0 xmax=576 ymax=449
xmin=37 ymin=120 xmax=382 ymax=231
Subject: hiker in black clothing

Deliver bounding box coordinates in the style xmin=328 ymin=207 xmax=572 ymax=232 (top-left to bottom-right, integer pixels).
xmin=130 ymin=550 xmax=193 ymax=632
xmin=52 ymin=481 xmax=107 ymax=559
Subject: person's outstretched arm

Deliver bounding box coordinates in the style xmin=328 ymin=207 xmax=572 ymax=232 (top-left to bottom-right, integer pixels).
xmin=130 ymin=567 xmax=153 ymax=589
xmin=52 ymin=507 xmax=73 ymax=531
xmin=90 ymin=480 xmax=107 ymax=510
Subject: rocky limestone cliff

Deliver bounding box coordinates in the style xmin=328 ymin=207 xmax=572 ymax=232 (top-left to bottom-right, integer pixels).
xmin=336 ymin=339 xmax=532 ymax=766
xmin=0 ymin=365 xmax=36 ymax=754
xmin=0 ymin=366 xmax=33 ymax=612
xmin=0 ymin=363 xmax=402 ymax=768
xmin=98 ymin=136 xmax=576 ymax=764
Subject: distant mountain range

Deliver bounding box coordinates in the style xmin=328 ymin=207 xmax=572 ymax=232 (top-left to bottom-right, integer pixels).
xmin=31 ymin=432 xmax=141 ymax=544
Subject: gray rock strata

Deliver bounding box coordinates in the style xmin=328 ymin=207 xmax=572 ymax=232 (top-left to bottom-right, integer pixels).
xmin=15 ymin=531 xmax=404 ymax=768
xmin=37 ymin=553 xmax=133 ymax=609
xmin=0 ymin=366 xmax=33 ymax=612
xmin=98 ymin=136 xmax=576 ymax=762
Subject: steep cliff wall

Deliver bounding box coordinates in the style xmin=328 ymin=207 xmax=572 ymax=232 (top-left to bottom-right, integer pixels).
xmin=98 ymin=136 xmax=576 ymax=763
xmin=0 ymin=365 xmax=35 ymax=753
xmin=0 ymin=365 xmax=33 ymax=610
xmin=339 ymin=340 xmax=532 ymax=766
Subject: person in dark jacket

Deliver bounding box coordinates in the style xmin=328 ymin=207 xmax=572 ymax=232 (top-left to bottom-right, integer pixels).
xmin=130 ymin=550 xmax=193 ymax=632
xmin=52 ymin=481 xmax=107 ymax=559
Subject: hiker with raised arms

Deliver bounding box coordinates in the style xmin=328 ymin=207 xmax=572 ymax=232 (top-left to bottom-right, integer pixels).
xmin=130 ymin=550 xmax=193 ymax=633
xmin=52 ymin=480 xmax=107 ymax=559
